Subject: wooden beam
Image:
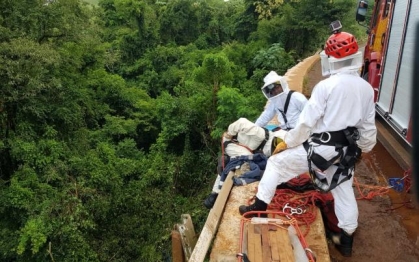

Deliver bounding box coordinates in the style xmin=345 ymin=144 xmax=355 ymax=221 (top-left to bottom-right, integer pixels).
xmin=176 ymin=214 xmax=197 ymax=261
xmin=189 ymin=171 xmax=235 ymax=262
xmin=171 ymin=230 xmax=185 ymax=262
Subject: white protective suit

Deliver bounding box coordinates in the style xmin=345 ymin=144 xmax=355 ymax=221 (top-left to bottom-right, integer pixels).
xmin=256 ymin=70 xmax=377 ymax=234
xmin=224 ymin=118 xmax=286 ymax=157
xmin=211 ymin=118 xmax=286 ymax=194
xmin=255 ymin=73 xmax=307 ymax=130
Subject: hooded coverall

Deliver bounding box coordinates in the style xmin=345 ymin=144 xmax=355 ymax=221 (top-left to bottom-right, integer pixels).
xmin=214 ymin=118 xmax=285 ymax=192
xmin=256 ymin=71 xmax=377 ymax=234
xmin=255 ymin=77 xmax=308 ymax=130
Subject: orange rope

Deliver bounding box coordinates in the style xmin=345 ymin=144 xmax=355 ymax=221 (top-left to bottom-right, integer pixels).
xmin=354 ymin=168 xmax=412 ymax=200
xmin=269 ymin=189 xmax=330 ymax=236
xmin=403 ymin=168 xmax=412 ymax=192
xmin=353 ymin=176 xmax=390 ymax=200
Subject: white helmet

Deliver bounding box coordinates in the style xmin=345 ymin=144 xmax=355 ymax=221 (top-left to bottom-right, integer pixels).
xmin=261 ymin=71 xmax=290 ymax=99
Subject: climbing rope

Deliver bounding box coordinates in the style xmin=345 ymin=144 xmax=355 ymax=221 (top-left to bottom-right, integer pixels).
xmin=353 ymin=176 xmax=390 ymax=200
xmin=242 ymin=174 xmax=331 ymax=237
xmin=354 ymin=168 xmax=413 ymax=201
xmin=269 ymin=188 xmax=333 ymax=237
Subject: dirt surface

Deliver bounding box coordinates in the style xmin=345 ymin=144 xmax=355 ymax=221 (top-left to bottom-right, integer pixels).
xmin=305 ymin=61 xmax=419 ymax=262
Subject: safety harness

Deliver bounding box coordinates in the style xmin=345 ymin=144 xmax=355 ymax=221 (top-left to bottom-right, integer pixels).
xmin=303 ymin=127 xmax=362 ymax=192
xmin=278 ymin=90 xmax=295 ymax=130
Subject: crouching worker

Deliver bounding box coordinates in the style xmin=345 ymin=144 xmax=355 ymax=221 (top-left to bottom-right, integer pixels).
xmin=203 ymin=117 xmax=287 ymax=209
xmin=255 ymin=70 xmax=307 ymax=130
xmin=238 ymin=30 xmax=377 ymax=257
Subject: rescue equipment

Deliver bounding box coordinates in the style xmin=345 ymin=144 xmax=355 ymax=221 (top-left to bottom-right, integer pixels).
xmin=237 ymin=211 xmax=316 ymax=262
xmin=278 ymin=90 xmax=295 ymax=130
xmin=324 ymin=31 xmax=359 ymax=58
xmin=303 ymin=127 xmax=362 ymax=192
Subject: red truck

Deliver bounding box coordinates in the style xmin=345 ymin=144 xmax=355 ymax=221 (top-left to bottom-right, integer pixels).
xmin=356 ymin=0 xmax=417 ymax=169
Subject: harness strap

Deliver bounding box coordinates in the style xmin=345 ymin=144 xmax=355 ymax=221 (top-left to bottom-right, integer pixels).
xmin=311 ymin=126 xmax=359 ymax=146
xmin=303 ymin=127 xmax=361 ymax=192
xmin=278 ymin=91 xmax=295 ymax=129
xmin=303 ymin=141 xmax=343 ymax=171
xmin=255 ymin=127 xmax=269 ymax=152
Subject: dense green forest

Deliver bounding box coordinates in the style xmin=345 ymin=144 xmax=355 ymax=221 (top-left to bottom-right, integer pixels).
xmin=0 ymin=0 xmax=365 ymax=261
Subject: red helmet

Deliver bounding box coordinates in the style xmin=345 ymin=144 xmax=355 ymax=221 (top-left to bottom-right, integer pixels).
xmin=324 ymin=32 xmax=358 ymax=58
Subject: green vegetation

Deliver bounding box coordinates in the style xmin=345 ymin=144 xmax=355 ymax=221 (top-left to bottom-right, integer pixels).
xmin=84 ymin=0 xmax=99 ymax=5
xmin=0 ymin=0 xmax=365 ymax=260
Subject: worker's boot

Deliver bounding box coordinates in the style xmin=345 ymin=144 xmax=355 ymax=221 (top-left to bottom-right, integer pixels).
xmin=330 ymin=229 xmax=354 ymax=257
xmin=239 ymin=197 xmax=267 ymax=215
xmin=203 ymin=192 xmax=218 ymax=209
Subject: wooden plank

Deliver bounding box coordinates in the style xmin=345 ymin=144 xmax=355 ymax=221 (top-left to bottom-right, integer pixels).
xmin=252 ymin=224 xmax=263 ymax=262
xmin=241 ymin=223 xmax=249 ymax=256
xmin=276 ymin=227 xmax=294 ymax=262
xmin=171 ymin=230 xmax=185 ymax=262
xmin=176 ymin=214 xmax=197 ymax=261
xmin=247 ymin=223 xmax=256 ymax=262
xmin=303 ymin=208 xmax=331 ymax=262
xmin=269 ymin=230 xmax=280 ymax=262
xmin=189 ymin=171 xmax=235 ymax=262
xmin=261 ymin=225 xmax=271 ymax=261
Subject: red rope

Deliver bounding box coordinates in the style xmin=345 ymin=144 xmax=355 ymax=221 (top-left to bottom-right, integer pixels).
xmin=354 ymin=167 xmax=413 ymax=200
xmin=404 ymin=168 xmax=412 ymax=192
xmin=354 ymin=176 xmax=390 ymax=200
xmin=269 ymin=188 xmax=331 ymax=236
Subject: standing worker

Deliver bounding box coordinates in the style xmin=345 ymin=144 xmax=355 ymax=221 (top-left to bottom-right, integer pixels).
xmin=238 ymin=29 xmax=377 ymax=257
xmin=255 ymin=71 xmax=307 ymax=130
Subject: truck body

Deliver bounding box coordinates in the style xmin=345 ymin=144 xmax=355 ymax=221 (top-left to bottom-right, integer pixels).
xmin=357 ymin=0 xmax=417 ymax=168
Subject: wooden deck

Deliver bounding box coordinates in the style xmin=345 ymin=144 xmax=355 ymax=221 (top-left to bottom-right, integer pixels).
xmin=209 ymin=182 xmax=331 ymax=262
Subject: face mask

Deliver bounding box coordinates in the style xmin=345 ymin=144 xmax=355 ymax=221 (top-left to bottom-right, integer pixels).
xmin=263 ymin=84 xmax=283 ymax=99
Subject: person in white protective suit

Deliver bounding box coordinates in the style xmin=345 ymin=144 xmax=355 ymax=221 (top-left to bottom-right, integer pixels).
xmin=238 ymin=31 xmax=377 ymax=257
xmin=255 ymin=71 xmax=307 ymax=130
xmin=203 ymin=117 xmax=288 ymax=209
